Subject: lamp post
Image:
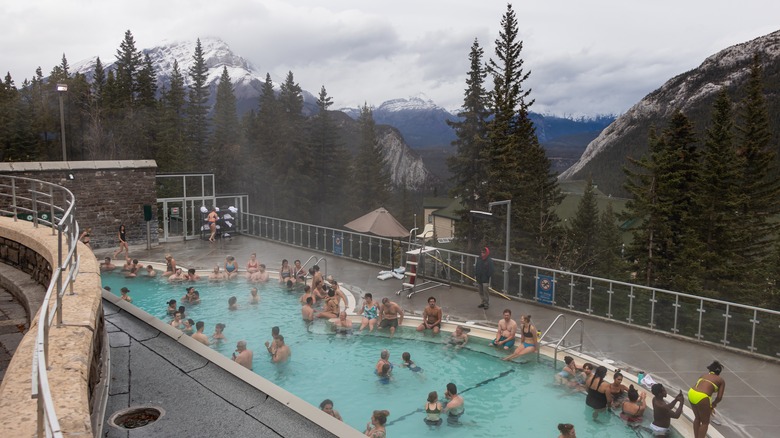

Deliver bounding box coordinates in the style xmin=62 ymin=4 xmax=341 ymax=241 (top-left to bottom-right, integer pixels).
xmin=57 ymin=83 xmax=68 ymax=161
xmin=470 ymin=199 xmax=512 ymax=293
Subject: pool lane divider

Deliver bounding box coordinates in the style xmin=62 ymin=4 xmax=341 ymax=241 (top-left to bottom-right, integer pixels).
xmin=385 ymin=368 xmax=516 ymax=426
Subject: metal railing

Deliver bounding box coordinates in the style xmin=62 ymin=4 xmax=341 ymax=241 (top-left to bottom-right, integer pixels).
xmin=0 ymin=175 xmax=81 ymax=438
xmin=240 ymin=211 xmax=780 ymax=361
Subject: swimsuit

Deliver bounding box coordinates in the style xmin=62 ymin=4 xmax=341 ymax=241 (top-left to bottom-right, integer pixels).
xmin=363 ymin=304 xmax=378 ymax=320
xmin=226 ymin=262 xmax=237 ymax=273
xmin=650 ymin=422 xmax=668 ymax=435
xmin=449 ymin=336 xmax=466 ymax=346
xmin=491 ymin=336 xmax=515 ymax=349
xmin=424 ymin=403 xmax=442 ymax=426
xmin=586 ymin=377 xmax=608 ymax=409
xmin=380 ymin=318 xmax=398 ymax=329
xmin=620 ymin=406 xmax=644 ymax=423
xmin=280 ymin=267 xmax=292 ymax=278
xmin=119 ymin=228 xmax=126 ymax=242
xmin=688 ymin=375 xmax=719 ymax=406
xmin=166 ymin=260 xmax=174 ymax=273
xmin=446 ymin=405 xmax=464 ymax=425
xmin=247 ymin=260 xmax=259 ymax=270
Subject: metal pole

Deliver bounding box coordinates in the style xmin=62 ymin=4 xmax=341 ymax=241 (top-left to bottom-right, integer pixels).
xmin=58 ymin=91 xmax=66 ymax=161
xmin=504 ymin=200 xmax=511 ymax=293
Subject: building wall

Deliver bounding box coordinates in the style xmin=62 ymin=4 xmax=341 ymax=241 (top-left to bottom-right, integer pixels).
xmin=433 ymin=216 xmax=454 ymax=239
xmin=0 ymin=161 xmax=158 ymax=250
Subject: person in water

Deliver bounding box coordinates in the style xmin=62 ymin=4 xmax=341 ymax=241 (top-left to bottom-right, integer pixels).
xmin=446 ymin=325 xmax=469 ymax=350
xmin=401 ymin=352 xmax=422 ymax=372
xmin=442 ymin=382 xmax=464 ymax=425
xmin=424 ymin=391 xmax=443 ymax=426
xmin=620 ymin=384 xmax=647 ymax=425
xmin=651 ymin=383 xmax=684 ymax=436
xmin=688 ymin=361 xmax=726 ymax=438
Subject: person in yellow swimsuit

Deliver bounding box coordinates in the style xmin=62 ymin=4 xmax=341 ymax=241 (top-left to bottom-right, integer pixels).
xmin=688 ymin=360 xmax=725 ymax=438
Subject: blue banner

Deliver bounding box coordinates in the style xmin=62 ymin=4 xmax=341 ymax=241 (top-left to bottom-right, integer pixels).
xmin=333 ymin=232 xmax=343 ymax=256
xmin=536 ymin=275 xmax=554 ymax=305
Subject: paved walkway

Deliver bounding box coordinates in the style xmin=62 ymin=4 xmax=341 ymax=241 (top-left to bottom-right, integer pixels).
xmin=96 ymin=235 xmax=780 ymax=438
xmin=0 ymin=286 xmax=27 ymax=384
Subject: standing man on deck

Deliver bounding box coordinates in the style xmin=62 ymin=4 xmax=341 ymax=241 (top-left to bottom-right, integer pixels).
xmin=475 ymin=247 xmax=494 ymax=309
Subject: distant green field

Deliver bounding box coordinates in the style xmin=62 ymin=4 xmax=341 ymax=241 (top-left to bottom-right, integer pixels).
xmin=557 ymin=180 xmax=632 ymax=243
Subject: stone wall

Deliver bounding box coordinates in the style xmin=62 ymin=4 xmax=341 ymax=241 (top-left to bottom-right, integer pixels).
xmin=0 ymin=237 xmax=52 ymax=287
xmin=0 ymin=161 xmax=158 ymax=250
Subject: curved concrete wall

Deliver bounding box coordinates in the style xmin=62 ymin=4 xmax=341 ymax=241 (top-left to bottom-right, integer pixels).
xmin=0 ymin=217 xmax=102 ymax=437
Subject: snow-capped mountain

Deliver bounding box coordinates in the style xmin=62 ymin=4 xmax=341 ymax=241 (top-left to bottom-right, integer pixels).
xmin=559 ymin=29 xmax=780 ymax=196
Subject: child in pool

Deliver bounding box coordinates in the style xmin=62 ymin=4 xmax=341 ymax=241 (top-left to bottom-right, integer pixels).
xmin=401 ymin=352 xmax=422 ymax=372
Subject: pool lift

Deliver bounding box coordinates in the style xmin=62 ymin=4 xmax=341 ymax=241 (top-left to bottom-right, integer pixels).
xmin=396 ymin=227 xmax=451 ymax=299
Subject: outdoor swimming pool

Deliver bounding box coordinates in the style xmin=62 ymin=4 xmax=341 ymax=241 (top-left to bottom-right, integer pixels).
xmin=102 ymin=271 xmax=680 ymax=437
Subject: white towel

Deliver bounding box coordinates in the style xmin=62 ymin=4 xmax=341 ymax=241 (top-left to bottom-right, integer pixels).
xmin=641 ymin=374 xmax=657 ymax=390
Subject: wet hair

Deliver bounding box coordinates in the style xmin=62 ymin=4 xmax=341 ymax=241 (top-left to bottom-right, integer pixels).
xmin=707 ymin=360 xmax=723 ymax=375
xmin=251 ymin=287 xmax=258 ymax=295
xmin=427 ymin=391 xmax=438 ymax=403
xmin=557 ymin=423 xmax=574 ymax=434
xmin=380 ymin=363 xmax=391 ymax=376
xmin=594 ymin=365 xmax=608 ymax=379
xmin=193 ymin=290 xmax=200 ymax=297
xmin=188 ymin=268 xmax=196 ymax=275
xmin=446 ymin=382 xmax=458 ymax=395
xmin=328 ymin=289 xmax=335 ymax=297
xmin=380 ymin=349 xmax=389 ymax=359
xmin=381 ymin=297 xmax=389 ymax=304
xmin=276 ymin=335 xmax=284 ymax=344
xmin=319 ymin=399 xmax=333 ymax=410
xmin=228 ymin=296 xmax=237 ymax=305
xmin=306 ymin=297 xmax=313 ymax=304
xmin=196 ymin=321 xmax=204 ymax=330
xmin=563 ymin=356 xmax=573 ymax=365
xmin=286 ymin=280 xmax=293 ymax=288
xmin=651 ymin=383 xmax=665 ymax=397
xmin=133 ymin=259 xmax=139 ymax=264
xmin=373 ymin=410 xmax=389 ymax=426
xmin=103 ymin=286 xmax=111 ymax=292
xmin=186 ymin=318 xmax=194 ymax=326
xmin=237 ymin=340 xmax=247 ymax=349
xmin=614 ymin=369 xmax=624 ymax=380
xmin=272 ymin=326 xmax=280 ymax=336
xmin=365 ymin=293 xmax=372 ymax=299
xmin=304 ymin=285 xmax=311 ymax=292
xmin=312 ymin=264 xmax=320 ymax=272
xmin=178 ymin=306 xmax=186 ymax=317
xmin=147 ymin=265 xmax=153 ymax=269
xmin=582 ymin=362 xmax=593 ymax=370
xmin=216 ymin=323 xmax=225 ymax=331
xmin=167 ymin=300 xmax=176 ymax=306
xmin=120 ymin=287 xmax=129 ymax=293
xmin=105 ymin=257 xmax=112 ymax=262
xmin=402 ymin=352 xmax=411 ymax=362
xmin=627 ymin=385 xmax=639 ymax=402
xmin=523 ymin=315 xmax=532 ymax=322
xmin=187 ymin=286 xmax=195 ymax=292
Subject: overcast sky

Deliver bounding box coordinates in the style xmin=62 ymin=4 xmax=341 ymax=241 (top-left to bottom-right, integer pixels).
xmin=2 ymin=0 xmax=779 ymax=116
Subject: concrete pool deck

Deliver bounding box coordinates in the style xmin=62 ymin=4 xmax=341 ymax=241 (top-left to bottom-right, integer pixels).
xmin=97 ymin=235 xmax=780 ymax=438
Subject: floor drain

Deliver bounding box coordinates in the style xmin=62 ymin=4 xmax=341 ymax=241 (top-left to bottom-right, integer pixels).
xmin=109 ymin=406 xmax=165 ymax=430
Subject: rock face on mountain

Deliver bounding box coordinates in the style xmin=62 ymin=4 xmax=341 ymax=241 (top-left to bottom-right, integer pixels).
xmin=560 ymin=29 xmax=780 ymax=196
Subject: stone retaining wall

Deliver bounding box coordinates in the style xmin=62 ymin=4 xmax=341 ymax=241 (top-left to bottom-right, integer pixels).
xmin=0 ymin=217 xmax=102 ymax=437
xmin=0 ymin=160 xmax=158 ymax=250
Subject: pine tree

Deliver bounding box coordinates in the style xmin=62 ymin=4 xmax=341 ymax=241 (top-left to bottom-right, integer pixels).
xmin=594 ymin=202 xmax=625 ymax=279
xmin=156 ymin=60 xmax=187 ymax=171
xmin=311 ymin=85 xmax=348 ymax=226
xmin=136 ymin=54 xmax=157 ymax=109
xmin=92 ymin=57 xmax=106 ymax=101
xmin=350 ymin=104 xmax=391 ymax=215
xmin=114 ymin=30 xmax=142 ymax=105
xmin=697 ymin=89 xmax=743 ymax=296
xmin=248 ymin=73 xmax=281 ymax=214
xmin=732 ymin=53 xmax=780 ymax=305
xmin=187 ymin=38 xmax=210 ymax=162
xmin=447 ymin=38 xmax=491 ymax=253
xmin=209 ymin=66 xmax=240 ymax=190
xmin=566 ymin=177 xmax=600 ymax=274
xmin=484 ymin=3 xmax=563 ymax=263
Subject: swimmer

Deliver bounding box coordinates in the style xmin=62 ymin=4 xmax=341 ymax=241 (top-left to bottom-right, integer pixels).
xmin=555 ymin=356 xmax=579 ymax=385
xmin=170 ymin=311 xmax=184 ymax=329
xmin=182 ymin=286 xmax=195 ymax=303
xmin=190 ymin=290 xmax=201 ymax=305
xmin=377 ymin=363 xmax=392 ymax=384
xmin=334 ymin=311 xmax=353 ymax=334
xmin=651 ymin=383 xmax=684 ymax=435
xmin=122 ymin=257 xmax=133 ymax=271
xmin=269 ymin=335 xmax=290 ymax=363
xmin=375 ymin=349 xmax=393 ymax=375
xmin=185 ymin=268 xmax=200 ymax=281
xmin=401 ymin=352 xmax=422 ymax=372
xmin=424 ymin=391 xmax=443 ymax=426
xmin=249 ymin=287 xmax=260 ymax=304
xmin=212 ymin=323 xmax=226 ymax=342
xmin=100 ymin=256 xmax=116 ymax=271
xmin=182 ymin=318 xmax=194 ymax=335
xmin=442 ymin=382 xmax=464 ymax=425
xmin=620 ymin=384 xmax=647 ymax=425
xmin=250 ymin=264 xmax=269 ymax=282
xmin=228 ymin=296 xmax=238 ymax=310
xmin=317 ymin=289 xmax=339 ymax=319
xmin=168 ymin=267 xmax=185 ymax=282
xmin=145 ymin=265 xmax=157 ymax=277
xmin=585 ymin=365 xmax=613 ymax=420
xmin=299 ymin=285 xmax=316 ymax=307
xmin=491 ymin=309 xmax=517 ymax=350
xmin=364 ymin=410 xmax=389 ymax=438
xmin=319 ymin=399 xmax=343 ymax=421
xmin=301 ymin=297 xmax=315 ymax=321
xmin=192 ymin=321 xmax=210 ymax=346
xmin=166 ymin=299 xmax=177 ymax=315
xmin=446 ymin=325 xmax=469 ymax=350
xmin=209 ymin=264 xmax=226 ymax=281
xmin=609 ymin=369 xmax=629 ymax=408
xmin=557 ymin=423 xmax=576 ymax=438
xmin=293 ymin=259 xmax=306 ymax=283
xmin=120 ymin=287 xmax=132 ymax=303
xmin=232 ymin=340 xmax=253 ymax=370
xmin=279 ymin=259 xmax=293 ymax=283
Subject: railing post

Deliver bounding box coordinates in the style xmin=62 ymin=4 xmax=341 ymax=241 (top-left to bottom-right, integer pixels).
xmin=626 ymin=285 xmax=635 ymax=323
xmin=649 ymin=290 xmax=657 ymax=329
xmin=568 ymin=273 xmax=575 ymax=310
xmin=56 ymin=230 xmax=63 ymax=326
xmin=748 ymin=309 xmax=758 ymax=352
xmin=721 ymin=304 xmax=731 ymax=346
xmin=671 ymin=295 xmax=681 ymax=334
xmin=695 ymin=299 xmax=705 ymax=340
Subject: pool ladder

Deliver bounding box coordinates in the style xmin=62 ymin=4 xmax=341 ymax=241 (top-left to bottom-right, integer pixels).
xmin=298 ymin=255 xmax=328 ymax=279
xmin=537 ymin=314 xmax=584 ymax=370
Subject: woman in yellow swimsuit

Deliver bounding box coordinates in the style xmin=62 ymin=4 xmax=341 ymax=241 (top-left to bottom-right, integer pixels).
xmin=688 ymin=360 xmax=725 ymax=438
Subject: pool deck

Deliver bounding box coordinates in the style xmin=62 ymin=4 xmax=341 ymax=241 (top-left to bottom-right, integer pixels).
xmin=97 ymin=235 xmax=780 ymax=438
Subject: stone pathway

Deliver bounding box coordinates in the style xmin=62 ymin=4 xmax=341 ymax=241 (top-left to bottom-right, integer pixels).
xmin=0 ymin=286 xmax=28 ymax=384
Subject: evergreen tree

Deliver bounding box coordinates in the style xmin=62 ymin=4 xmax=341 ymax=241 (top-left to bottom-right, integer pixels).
xmin=733 ymin=53 xmax=780 ymax=304
xmin=566 ymin=177 xmax=600 ymax=274
xmin=248 ymin=73 xmax=281 ymax=214
xmin=92 ymin=57 xmax=106 ymax=101
xmin=697 ymin=89 xmax=743 ymax=296
xmin=156 ymin=60 xmax=187 ymax=171
xmin=276 ymin=71 xmax=313 ymax=220
xmin=350 ymin=104 xmax=391 ymax=215
xmin=310 ymin=85 xmax=348 ymax=226
xmin=484 ymin=3 xmax=563 ymax=263
xmin=209 ymin=66 xmax=240 ymax=190
xmin=594 ymin=202 xmax=625 ymax=279
xmin=447 ymin=38 xmax=491 ymax=253
xmin=187 ymin=38 xmax=210 ymax=162
xmin=136 ymin=53 xmax=157 ymax=109
xmin=114 ymin=30 xmax=142 ymax=105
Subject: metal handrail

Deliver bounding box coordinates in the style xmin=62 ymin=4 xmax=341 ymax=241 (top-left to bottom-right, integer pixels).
xmin=238 ymin=210 xmax=780 ymax=361
xmin=537 ymin=314 xmax=567 ymax=363
xmin=1 ymin=175 xmax=80 ymax=438
xmin=551 ymin=319 xmax=585 ymax=370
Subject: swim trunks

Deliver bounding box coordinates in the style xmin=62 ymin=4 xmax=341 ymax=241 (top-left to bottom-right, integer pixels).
xmin=491 ymin=336 xmax=515 ymax=349
xmin=380 ymin=318 xmax=398 ymax=329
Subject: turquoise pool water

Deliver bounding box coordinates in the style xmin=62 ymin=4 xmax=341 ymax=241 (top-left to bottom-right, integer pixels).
xmin=102 ymin=272 xmax=679 ymax=437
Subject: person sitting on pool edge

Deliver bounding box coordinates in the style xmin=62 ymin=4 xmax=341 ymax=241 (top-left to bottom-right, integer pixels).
xmin=417 ymin=296 xmax=443 ymax=335
xmin=163 ymin=253 xmax=176 ymax=277
xmin=317 ymin=289 xmax=340 ymax=319
xmin=442 ymin=382 xmax=464 ymax=425
xmin=502 ymin=315 xmax=538 ymax=361
xmin=224 ymin=255 xmax=239 ymax=279
xmin=378 ymin=297 xmax=404 ymax=337
xmin=490 ymin=309 xmax=517 ymax=350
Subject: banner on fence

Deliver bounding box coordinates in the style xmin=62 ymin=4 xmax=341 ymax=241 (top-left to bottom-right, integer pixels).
xmin=333 ymin=232 xmax=343 ymax=256
xmin=536 ymin=275 xmax=554 ymax=305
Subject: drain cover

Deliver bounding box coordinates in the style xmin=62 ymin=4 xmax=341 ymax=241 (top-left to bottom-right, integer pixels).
xmin=109 ymin=406 xmax=164 ymax=430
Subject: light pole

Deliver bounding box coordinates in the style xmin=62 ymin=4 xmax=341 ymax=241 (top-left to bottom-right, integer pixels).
xmin=57 ymin=83 xmax=68 ymax=161
xmin=470 ymin=199 xmax=512 ymax=293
